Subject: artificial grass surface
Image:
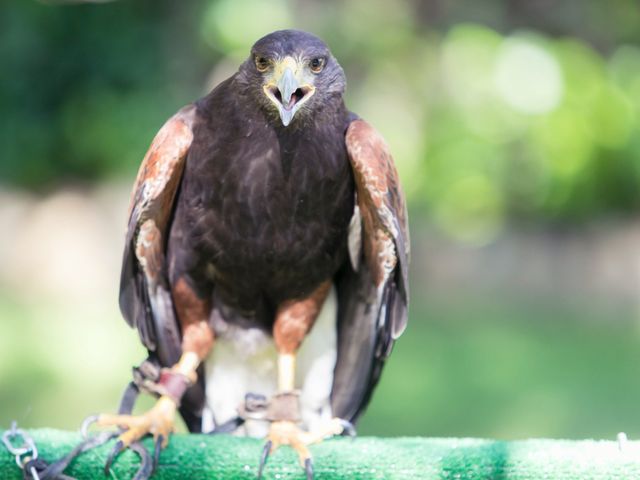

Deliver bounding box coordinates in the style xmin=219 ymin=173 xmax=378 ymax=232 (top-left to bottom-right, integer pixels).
xmin=2 ymin=429 xmax=640 ymax=479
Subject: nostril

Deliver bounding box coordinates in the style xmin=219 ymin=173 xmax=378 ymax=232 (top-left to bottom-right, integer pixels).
xmin=293 ymin=88 xmax=305 ymax=102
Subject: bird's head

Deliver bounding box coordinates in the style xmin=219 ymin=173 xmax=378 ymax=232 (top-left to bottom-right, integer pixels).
xmin=240 ymin=30 xmax=346 ymax=127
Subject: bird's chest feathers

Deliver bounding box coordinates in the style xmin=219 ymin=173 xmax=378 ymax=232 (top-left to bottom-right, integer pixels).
xmin=182 ymin=117 xmax=354 ymax=282
xmin=229 ymin=131 xmax=350 ymax=225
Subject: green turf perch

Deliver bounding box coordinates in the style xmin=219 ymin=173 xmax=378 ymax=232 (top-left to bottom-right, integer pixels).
xmin=2 ymin=430 xmax=640 ymax=479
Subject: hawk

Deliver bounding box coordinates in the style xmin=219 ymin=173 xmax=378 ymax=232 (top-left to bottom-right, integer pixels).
xmin=97 ymin=29 xmax=409 ymax=478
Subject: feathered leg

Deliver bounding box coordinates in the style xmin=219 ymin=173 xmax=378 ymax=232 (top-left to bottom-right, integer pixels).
xmin=98 ymin=278 xmax=214 ymax=472
xmin=258 ymin=280 xmax=353 ymax=479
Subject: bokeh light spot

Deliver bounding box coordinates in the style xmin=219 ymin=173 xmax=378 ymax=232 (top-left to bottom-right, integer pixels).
xmin=494 ymin=37 xmax=564 ymax=115
xmin=201 ymin=0 xmax=293 ymax=53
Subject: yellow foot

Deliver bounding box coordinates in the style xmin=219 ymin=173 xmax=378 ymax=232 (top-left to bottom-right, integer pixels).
xmin=96 ymin=395 xmax=177 ymax=475
xmin=258 ymin=418 xmax=355 ymax=479
xmin=98 ymin=395 xmax=177 ymax=447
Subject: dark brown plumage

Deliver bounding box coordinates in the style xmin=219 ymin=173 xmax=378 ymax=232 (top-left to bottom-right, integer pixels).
xmin=169 ymin=77 xmax=354 ymax=323
xmin=113 ymin=29 xmax=409 ymax=474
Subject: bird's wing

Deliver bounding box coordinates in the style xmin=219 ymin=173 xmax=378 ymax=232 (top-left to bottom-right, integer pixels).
xmin=331 ymin=118 xmax=410 ymax=422
xmin=119 ymin=104 xmax=196 ymax=367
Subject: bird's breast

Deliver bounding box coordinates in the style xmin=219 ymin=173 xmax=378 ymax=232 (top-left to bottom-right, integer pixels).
xmin=178 ymin=125 xmax=355 ymax=306
xmin=217 ymin=146 xmax=354 ymax=265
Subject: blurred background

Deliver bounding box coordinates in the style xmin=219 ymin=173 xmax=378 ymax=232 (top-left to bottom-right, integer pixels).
xmin=2 ymin=0 xmax=640 ymax=441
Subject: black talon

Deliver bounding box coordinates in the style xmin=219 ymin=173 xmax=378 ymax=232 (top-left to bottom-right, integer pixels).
xmin=104 ymin=440 xmax=125 ymax=475
xmin=131 ymin=441 xmax=153 ymax=480
xmin=304 ymin=458 xmax=314 ymax=480
xmin=339 ymin=419 xmax=357 ymax=438
xmin=257 ymin=440 xmax=272 ymax=479
xmin=152 ymin=435 xmax=163 ymax=473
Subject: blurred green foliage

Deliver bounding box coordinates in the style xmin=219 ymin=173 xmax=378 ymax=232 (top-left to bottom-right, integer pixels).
xmin=365 ymin=295 xmax=640 ymax=439
xmin=3 ymin=0 xmax=640 ymax=243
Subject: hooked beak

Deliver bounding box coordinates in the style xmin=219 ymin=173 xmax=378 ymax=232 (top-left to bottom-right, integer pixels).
xmin=263 ymin=57 xmax=315 ymax=126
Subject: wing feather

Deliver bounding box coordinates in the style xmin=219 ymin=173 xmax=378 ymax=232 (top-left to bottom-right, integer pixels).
xmin=119 ymin=104 xmax=196 ymax=366
xmin=332 ymin=118 xmax=409 ymax=422
xmin=345 ymin=119 xmax=409 ymax=321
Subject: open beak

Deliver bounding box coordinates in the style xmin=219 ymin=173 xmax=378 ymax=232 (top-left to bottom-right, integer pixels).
xmin=263 ymin=57 xmax=315 ymax=126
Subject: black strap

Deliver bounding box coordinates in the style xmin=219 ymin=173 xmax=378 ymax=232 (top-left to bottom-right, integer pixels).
xmin=21 ymin=431 xmax=116 ymax=480
xmin=119 ymin=381 xmax=141 ymax=415
xmin=22 ymin=459 xmax=67 ymax=480
xmin=208 ymin=416 xmax=245 ymax=435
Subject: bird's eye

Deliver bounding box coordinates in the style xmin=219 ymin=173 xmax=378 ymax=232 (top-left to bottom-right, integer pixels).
xmin=255 ymin=56 xmax=270 ymax=72
xmin=309 ymin=57 xmax=325 ymax=73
